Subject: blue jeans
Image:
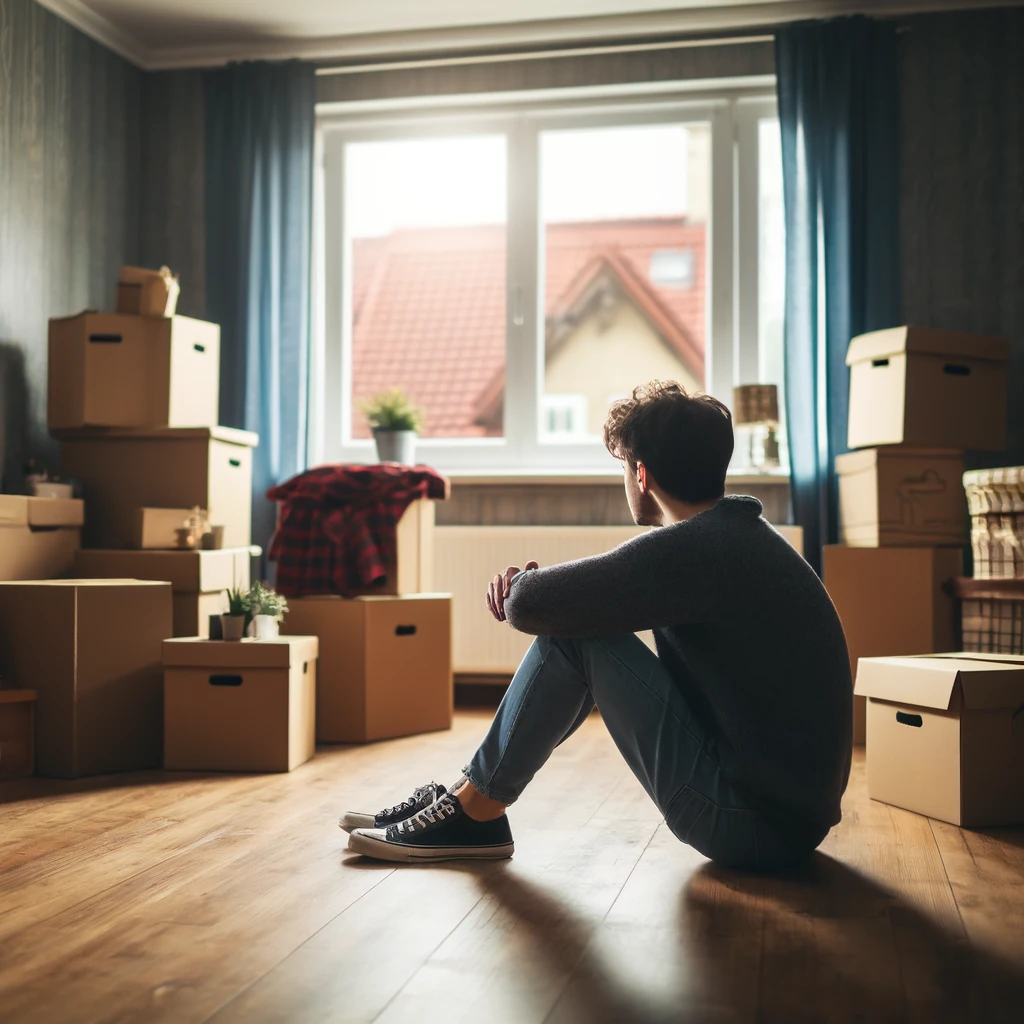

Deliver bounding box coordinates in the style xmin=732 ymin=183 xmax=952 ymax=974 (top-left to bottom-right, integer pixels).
xmin=465 ymin=635 xmax=826 ymax=872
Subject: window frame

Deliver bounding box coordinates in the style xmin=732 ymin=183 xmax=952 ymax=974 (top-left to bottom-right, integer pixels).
xmin=313 ymin=82 xmax=780 ymax=473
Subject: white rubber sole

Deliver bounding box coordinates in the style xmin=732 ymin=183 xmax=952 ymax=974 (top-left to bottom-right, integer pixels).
xmin=347 ymin=829 xmax=514 ymax=863
xmin=339 ymin=812 xmax=375 ymax=834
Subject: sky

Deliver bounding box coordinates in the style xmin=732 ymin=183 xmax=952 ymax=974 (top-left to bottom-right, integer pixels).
xmin=343 ymin=123 xmax=693 ymax=238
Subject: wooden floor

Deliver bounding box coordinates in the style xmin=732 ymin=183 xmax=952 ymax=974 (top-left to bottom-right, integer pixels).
xmin=2 ymin=711 xmax=1023 ymax=1024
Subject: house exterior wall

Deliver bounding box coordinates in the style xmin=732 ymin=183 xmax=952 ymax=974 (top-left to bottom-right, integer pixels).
xmin=543 ymin=298 xmax=702 ymax=437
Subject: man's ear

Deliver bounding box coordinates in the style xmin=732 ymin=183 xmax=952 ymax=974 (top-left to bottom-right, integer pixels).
xmin=636 ymin=462 xmax=648 ymax=492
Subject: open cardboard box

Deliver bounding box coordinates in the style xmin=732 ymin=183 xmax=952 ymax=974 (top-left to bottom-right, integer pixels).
xmin=0 ymin=496 xmax=83 ymax=581
xmin=855 ymin=652 xmax=1024 ymax=826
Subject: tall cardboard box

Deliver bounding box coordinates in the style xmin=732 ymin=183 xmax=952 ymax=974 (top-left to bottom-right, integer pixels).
xmin=352 ymin=498 xmax=435 ymax=596
xmin=855 ymin=653 xmax=1024 ymax=826
xmin=48 ymin=312 xmax=219 ymax=431
xmin=0 ymin=496 xmax=83 ymax=580
xmin=163 ymin=636 xmax=318 ymax=772
xmin=282 ymin=594 xmax=452 ymax=743
xmin=59 ymin=426 xmax=257 ymax=550
xmin=0 ymin=580 xmax=172 ymax=778
xmin=73 ymin=548 xmax=254 ymax=637
xmin=823 ymin=546 xmax=962 ymax=744
xmin=836 ymin=448 xmax=966 ymax=547
xmin=846 ymin=326 xmax=1009 ymax=451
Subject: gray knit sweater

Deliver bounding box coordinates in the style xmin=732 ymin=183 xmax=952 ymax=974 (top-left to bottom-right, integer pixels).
xmin=503 ymin=495 xmax=853 ymax=835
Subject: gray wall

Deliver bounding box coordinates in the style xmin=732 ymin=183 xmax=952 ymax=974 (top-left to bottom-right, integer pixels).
xmin=0 ymin=0 xmax=141 ymax=490
xmin=899 ymin=6 xmax=1024 ymax=467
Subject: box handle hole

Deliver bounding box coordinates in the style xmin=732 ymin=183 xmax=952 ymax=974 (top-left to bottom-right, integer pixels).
xmin=895 ymin=711 xmax=923 ymax=728
xmin=193 ymin=343 xmax=206 ymax=353
xmin=88 ymin=334 xmax=122 ymax=344
xmin=395 ymin=625 xmax=417 ymax=637
xmin=871 ymin=358 xmax=889 ymax=368
xmin=229 ymin=458 xmax=242 ymax=468
xmin=942 ymin=363 xmax=970 ymax=377
xmin=209 ymin=674 xmax=243 ymax=687
xmin=303 ymin=661 xmax=308 ymax=674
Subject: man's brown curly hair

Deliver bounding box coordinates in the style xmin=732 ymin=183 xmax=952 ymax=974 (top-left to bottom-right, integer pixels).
xmin=603 ymin=381 xmax=734 ymax=503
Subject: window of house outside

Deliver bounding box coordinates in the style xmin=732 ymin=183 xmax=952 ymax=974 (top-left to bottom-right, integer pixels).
xmin=316 ymin=90 xmax=786 ymax=475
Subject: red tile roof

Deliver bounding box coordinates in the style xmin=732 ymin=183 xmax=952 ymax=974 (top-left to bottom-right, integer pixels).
xmin=351 ymin=217 xmax=706 ymax=438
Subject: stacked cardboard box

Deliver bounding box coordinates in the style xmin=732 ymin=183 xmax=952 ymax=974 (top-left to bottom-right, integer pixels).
xmin=281 ymin=499 xmax=453 ymax=744
xmin=825 ymin=326 xmax=1010 ymax=744
xmin=51 ymin=274 xmax=258 ymax=638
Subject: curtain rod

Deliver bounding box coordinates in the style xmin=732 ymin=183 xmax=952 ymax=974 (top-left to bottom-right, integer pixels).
xmin=315 ymin=34 xmax=774 ymax=77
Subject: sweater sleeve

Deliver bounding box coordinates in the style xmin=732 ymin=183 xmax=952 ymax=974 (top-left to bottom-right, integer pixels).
xmin=502 ymin=523 xmax=725 ymax=637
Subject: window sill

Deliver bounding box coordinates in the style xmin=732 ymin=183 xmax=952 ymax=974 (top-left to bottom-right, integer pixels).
xmin=445 ymin=468 xmax=791 ymax=486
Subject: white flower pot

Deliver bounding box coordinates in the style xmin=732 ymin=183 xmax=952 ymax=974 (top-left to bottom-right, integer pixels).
xmin=220 ymin=614 xmax=247 ymax=641
xmin=253 ymin=614 xmax=280 ymax=640
xmin=373 ymin=429 xmax=417 ymax=466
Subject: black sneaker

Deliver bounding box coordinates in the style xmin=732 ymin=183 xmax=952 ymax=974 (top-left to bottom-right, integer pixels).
xmin=347 ymin=793 xmax=514 ymax=863
xmin=339 ymin=781 xmax=447 ymax=834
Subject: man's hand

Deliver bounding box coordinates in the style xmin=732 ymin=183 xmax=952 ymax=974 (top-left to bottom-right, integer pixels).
xmin=486 ymin=561 xmax=539 ymax=622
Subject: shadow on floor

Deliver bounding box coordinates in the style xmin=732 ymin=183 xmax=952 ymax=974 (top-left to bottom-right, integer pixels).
xmin=466 ymin=853 xmax=1024 ymax=1024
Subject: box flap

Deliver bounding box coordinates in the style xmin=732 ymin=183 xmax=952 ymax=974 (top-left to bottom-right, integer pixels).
xmin=835 ymin=447 xmax=963 ymax=475
xmin=854 ymin=656 xmax=961 ymax=709
xmin=0 ymin=495 xmax=29 ymax=528
xmin=846 ymin=326 xmax=1010 ymax=366
xmin=26 ymin=497 xmax=84 ymax=528
xmin=855 ymin=653 xmax=1024 ymax=710
xmin=163 ymin=636 xmax=318 ymax=669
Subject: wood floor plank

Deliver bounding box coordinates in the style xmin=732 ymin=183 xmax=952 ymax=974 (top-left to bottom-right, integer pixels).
xmin=2 ymin=716 xmax=1023 ymax=1024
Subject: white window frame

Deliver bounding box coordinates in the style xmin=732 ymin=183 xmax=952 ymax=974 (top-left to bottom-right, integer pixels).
xmin=313 ymin=81 xmax=779 ymax=473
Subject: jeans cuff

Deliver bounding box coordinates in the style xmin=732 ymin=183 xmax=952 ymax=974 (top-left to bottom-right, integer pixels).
xmin=462 ymin=763 xmax=521 ymax=806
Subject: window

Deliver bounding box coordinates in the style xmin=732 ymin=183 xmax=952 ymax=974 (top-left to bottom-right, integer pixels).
xmin=316 ymin=89 xmax=786 ymax=473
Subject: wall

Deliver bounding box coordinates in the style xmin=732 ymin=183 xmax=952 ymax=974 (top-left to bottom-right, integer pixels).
xmin=899 ymin=6 xmax=1024 ymax=468
xmin=0 ymin=0 xmax=141 ymax=490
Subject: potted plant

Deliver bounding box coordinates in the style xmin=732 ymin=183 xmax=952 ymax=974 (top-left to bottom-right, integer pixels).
xmin=221 ymin=587 xmax=251 ymax=641
xmin=248 ymin=581 xmax=289 ymax=640
xmin=361 ymin=388 xmax=424 ymax=465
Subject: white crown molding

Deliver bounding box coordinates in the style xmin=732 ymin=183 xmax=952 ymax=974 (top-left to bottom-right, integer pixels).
xmin=33 ymin=0 xmax=1024 ymax=71
xmin=34 ymin=0 xmax=153 ymax=67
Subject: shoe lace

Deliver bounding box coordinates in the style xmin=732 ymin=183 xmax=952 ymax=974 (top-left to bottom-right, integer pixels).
xmin=394 ymin=794 xmax=458 ymax=835
xmin=379 ymin=783 xmax=436 ymax=820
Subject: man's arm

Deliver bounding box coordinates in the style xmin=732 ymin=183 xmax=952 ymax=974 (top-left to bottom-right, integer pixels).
xmin=502 ymin=524 xmax=725 ymax=637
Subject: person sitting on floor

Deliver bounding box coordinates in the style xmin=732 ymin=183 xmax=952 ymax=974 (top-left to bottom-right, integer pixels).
xmin=340 ymin=380 xmax=853 ymax=872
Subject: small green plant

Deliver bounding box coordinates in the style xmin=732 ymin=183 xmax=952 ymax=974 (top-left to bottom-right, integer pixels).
xmin=361 ymin=388 xmax=424 ymax=433
xmin=225 ymin=587 xmax=252 ymax=617
xmin=248 ymin=581 xmax=289 ymax=622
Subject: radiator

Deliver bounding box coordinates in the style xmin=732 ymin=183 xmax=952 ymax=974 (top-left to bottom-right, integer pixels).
xmin=434 ymin=523 xmax=803 ymax=674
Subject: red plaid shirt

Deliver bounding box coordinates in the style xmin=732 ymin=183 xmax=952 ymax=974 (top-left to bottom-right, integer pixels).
xmin=267 ymin=464 xmax=449 ymax=597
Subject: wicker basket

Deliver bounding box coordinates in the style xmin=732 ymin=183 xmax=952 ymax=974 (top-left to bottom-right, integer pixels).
xmin=952 ymin=577 xmax=1024 ymax=654
xmin=962 ymin=466 xmax=1024 ymax=578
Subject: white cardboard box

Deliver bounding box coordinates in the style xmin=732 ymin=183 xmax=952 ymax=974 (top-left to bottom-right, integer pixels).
xmin=855 ymin=653 xmax=1024 ymax=826
xmin=846 ymin=326 xmax=1008 ymax=451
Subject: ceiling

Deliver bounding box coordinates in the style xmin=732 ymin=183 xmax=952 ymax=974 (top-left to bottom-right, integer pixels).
xmin=38 ymin=0 xmax=1016 ymax=69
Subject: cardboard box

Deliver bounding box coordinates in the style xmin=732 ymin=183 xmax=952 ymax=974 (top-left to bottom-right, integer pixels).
xmin=136 ymin=507 xmax=198 ymax=549
xmin=116 ymin=265 xmax=180 ymax=318
xmin=163 ymin=636 xmax=318 ymax=772
xmin=281 ymin=594 xmax=452 ymax=743
xmin=0 ymin=580 xmax=172 ymax=778
xmin=59 ymin=426 xmax=257 ymax=550
xmin=846 ymin=326 xmax=1009 ymax=451
xmin=356 ymin=498 xmax=435 ymax=596
xmin=0 ymin=496 xmax=83 ymax=580
xmin=0 ymin=690 xmax=36 ymax=780
xmin=836 ymin=448 xmax=966 ymax=547
xmin=73 ymin=547 xmax=254 ymax=637
xmin=855 ymin=653 xmax=1024 ymax=826
xmin=48 ymin=312 xmax=219 ymax=431
xmin=823 ymin=545 xmax=962 ymax=744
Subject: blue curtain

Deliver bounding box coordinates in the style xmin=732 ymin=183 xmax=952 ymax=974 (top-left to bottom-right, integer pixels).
xmin=775 ymin=17 xmax=901 ymax=573
xmin=203 ymin=60 xmax=315 ymax=555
